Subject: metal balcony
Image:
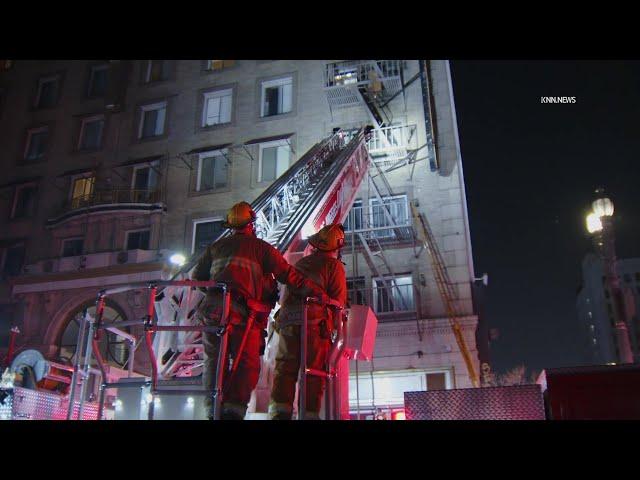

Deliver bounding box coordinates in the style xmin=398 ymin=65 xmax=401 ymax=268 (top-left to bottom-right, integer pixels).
xmin=67 ymin=188 xmax=162 ymax=211
xmin=324 ymin=60 xmax=403 ymax=108
xmin=348 ymin=284 xmax=418 ymax=322
xmin=46 ymin=188 xmax=165 ymax=228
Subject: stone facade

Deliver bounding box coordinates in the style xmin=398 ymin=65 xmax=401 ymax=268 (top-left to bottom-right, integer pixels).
xmin=0 ymin=60 xmax=479 ymax=413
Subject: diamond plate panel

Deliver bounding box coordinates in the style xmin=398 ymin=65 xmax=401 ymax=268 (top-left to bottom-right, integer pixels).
xmin=0 ymin=388 xmax=101 ymax=420
xmin=404 ymin=385 xmax=545 ymax=420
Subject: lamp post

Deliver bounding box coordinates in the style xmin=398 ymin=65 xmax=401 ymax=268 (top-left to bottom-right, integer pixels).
xmin=585 ymin=187 xmax=634 ymax=364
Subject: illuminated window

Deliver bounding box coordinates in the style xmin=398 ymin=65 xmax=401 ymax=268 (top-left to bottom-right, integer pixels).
xmin=62 ymin=238 xmax=84 ymax=257
xmin=24 ymin=126 xmax=48 ymax=161
xmin=197 ymin=150 xmax=228 ymax=191
xmin=261 ymin=76 xmax=292 ymax=117
xmin=88 ymin=64 xmax=108 ymax=97
xmin=202 ymin=88 xmax=232 ymax=127
xmin=144 ymin=60 xmax=169 ymax=83
xmin=206 ymin=60 xmax=235 ymax=71
xmin=126 ymin=230 xmax=150 ymax=250
xmin=259 ymin=140 xmax=290 ymax=182
xmin=373 ymin=275 xmax=414 ymax=313
xmin=70 ymin=175 xmax=95 ymax=208
xmin=11 ymin=184 xmax=37 ymax=219
xmin=35 ymin=75 xmax=59 ymax=108
xmin=78 ymin=115 xmax=104 ymax=151
xmin=138 ymin=101 xmax=167 ymax=139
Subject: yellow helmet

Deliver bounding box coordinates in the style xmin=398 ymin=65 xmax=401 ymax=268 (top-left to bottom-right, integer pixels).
xmin=222 ymin=201 xmax=256 ymax=229
xmin=308 ymin=223 xmax=345 ymax=252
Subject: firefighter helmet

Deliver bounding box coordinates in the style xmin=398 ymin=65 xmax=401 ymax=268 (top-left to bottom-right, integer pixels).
xmin=308 ymin=223 xmax=345 ymax=252
xmin=223 ymin=201 xmax=257 ymax=229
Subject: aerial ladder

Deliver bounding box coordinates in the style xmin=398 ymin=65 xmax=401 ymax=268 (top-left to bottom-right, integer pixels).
xmin=147 ymin=128 xmax=372 ymax=417
xmin=411 ymin=203 xmax=480 ymax=387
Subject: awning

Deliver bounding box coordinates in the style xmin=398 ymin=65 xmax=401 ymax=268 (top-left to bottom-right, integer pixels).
xmin=56 ymin=167 xmax=96 ymax=178
xmin=244 ymin=133 xmax=294 ymax=145
xmin=117 ymin=155 xmax=164 ymax=168
xmin=0 ymin=176 xmax=42 ymax=189
xmin=185 ymin=143 xmax=232 ymax=155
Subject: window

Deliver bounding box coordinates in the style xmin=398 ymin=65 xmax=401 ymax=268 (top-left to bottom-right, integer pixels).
xmin=202 ymin=88 xmax=232 ymax=127
xmin=347 ymin=276 xmax=365 ymax=306
xmin=636 ymin=272 xmax=640 ymax=282
xmin=11 ymin=184 xmax=37 ymax=219
xmin=261 ymin=76 xmax=292 ymax=117
xmin=70 ymin=175 xmax=95 ymax=208
xmin=259 ymin=140 xmax=290 ymax=182
xmin=2 ymin=244 xmax=25 ymax=278
xmin=196 ymin=151 xmax=228 ymax=192
xmin=604 ymin=289 xmax=610 ymax=299
xmin=373 ymin=275 xmax=414 ymax=313
xmin=206 ymin=60 xmax=235 ymax=71
xmin=192 ymin=220 xmax=224 ymax=254
xmin=132 ymin=162 xmax=159 ymax=201
xmin=88 ymin=64 xmax=108 ymax=97
xmin=138 ymin=102 xmax=167 ymax=139
xmin=24 ymin=126 xmax=48 ymax=161
xmin=145 ymin=60 xmax=169 ymax=83
xmin=78 ymin=115 xmax=104 ymax=151
xmin=624 ymin=273 xmax=632 ymax=283
xmin=348 ymin=369 xmax=451 ymax=410
xmin=426 ymin=372 xmax=447 ymax=391
xmin=62 ymin=238 xmax=84 ymax=257
xmin=126 ymin=230 xmax=150 ymax=250
xmin=36 ymin=75 xmax=59 ymax=108
xmin=344 ymin=200 xmax=363 ymax=232
xmin=370 ymin=195 xmax=409 ymax=239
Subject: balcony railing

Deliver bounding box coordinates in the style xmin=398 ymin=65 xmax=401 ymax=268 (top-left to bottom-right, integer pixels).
xmin=343 ymin=204 xmax=414 ymax=244
xmin=324 ymin=60 xmax=403 ymax=88
xmin=348 ymin=284 xmax=417 ymax=320
xmin=67 ymin=188 xmax=162 ymax=211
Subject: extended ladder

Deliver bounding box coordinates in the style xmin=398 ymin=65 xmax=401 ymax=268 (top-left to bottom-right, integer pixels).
xmin=153 ymin=128 xmax=371 ymax=382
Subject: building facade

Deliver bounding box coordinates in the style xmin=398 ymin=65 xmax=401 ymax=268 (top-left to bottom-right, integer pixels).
xmin=0 ymin=60 xmax=479 ymax=418
xmin=577 ymin=253 xmax=640 ymax=366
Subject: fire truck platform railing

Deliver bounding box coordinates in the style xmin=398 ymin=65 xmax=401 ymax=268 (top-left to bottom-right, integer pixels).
xmin=69 ymin=279 xmax=231 ymax=420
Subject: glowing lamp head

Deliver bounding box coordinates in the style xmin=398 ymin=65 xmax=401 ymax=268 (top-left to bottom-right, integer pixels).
xmin=592 ymin=197 xmax=614 ymax=218
xmin=392 ymin=410 xmax=406 ymax=421
xmin=169 ymin=253 xmax=186 ymax=266
xmin=586 ymin=212 xmax=603 ymax=234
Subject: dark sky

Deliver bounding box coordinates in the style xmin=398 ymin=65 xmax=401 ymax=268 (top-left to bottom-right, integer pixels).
xmin=449 ymin=61 xmax=640 ymax=375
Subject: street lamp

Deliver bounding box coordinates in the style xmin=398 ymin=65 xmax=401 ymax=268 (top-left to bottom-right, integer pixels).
xmin=585 ymin=187 xmax=634 ymax=364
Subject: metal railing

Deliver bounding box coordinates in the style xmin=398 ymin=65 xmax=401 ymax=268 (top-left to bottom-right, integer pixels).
xmin=254 ymin=131 xmax=347 ymax=244
xmin=348 ymin=284 xmax=416 ymax=316
xmin=68 ymin=188 xmax=162 ymax=211
xmin=324 ymin=60 xmax=403 ymax=88
xmin=367 ymin=125 xmax=417 ymax=154
xmin=344 ymin=204 xmax=413 ymax=242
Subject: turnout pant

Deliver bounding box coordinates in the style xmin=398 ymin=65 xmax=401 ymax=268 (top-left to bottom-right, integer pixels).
xmin=202 ymin=305 xmax=265 ymax=419
xmin=269 ymin=323 xmax=331 ymax=419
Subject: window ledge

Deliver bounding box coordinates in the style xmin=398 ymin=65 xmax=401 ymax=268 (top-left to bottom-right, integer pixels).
xmin=189 ymin=187 xmax=232 ymax=198
xmin=257 ymin=110 xmax=296 ymax=122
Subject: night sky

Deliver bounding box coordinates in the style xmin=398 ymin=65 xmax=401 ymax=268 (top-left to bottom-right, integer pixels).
xmin=449 ymin=61 xmax=640 ymax=375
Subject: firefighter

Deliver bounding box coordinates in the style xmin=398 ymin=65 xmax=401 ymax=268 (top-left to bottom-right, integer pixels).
xmin=269 ymin=223 xmax=347 ymax=420
xmin=192 ymin=201 xmax=329 ymax=420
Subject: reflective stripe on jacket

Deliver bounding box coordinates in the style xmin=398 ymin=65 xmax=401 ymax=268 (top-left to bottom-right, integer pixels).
xmin=278 ymin=250 xmax=347 ymax=327
xmin=192 ymin=232 xmax=324 ymax=317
